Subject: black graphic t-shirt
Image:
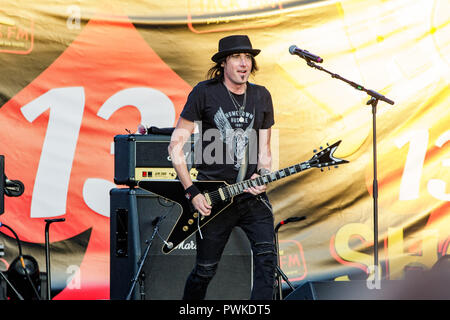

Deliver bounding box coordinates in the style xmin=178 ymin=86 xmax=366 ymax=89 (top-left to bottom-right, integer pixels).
xmin=180 ymin=79 xmax=274 ymax=184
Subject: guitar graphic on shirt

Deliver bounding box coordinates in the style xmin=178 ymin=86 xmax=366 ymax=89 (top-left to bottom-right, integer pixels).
xmin=138 ymin=140 xmax=348 ymax=254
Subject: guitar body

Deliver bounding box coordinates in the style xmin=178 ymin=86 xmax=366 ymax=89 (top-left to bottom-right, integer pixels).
xmin=137 ymin=140 xmax=349 ymax=255
xmin=138 ymin=179 xmax=233 ymax=254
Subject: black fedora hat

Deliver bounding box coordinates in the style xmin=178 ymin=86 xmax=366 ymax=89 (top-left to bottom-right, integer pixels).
xmin=211 ymin=35 xmax=260 ymax=62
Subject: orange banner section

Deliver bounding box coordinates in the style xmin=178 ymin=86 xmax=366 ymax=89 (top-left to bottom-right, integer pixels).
xmin=0 ymin=0 xmax=448 ymax=299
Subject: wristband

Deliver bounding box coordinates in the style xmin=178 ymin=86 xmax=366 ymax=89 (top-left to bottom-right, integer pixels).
xmin=185 ymin=184 xmax=201 ymax=201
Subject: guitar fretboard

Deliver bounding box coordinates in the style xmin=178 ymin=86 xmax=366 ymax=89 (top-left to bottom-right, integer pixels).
xmin=208 ymin=161 xmax=311 ymax=203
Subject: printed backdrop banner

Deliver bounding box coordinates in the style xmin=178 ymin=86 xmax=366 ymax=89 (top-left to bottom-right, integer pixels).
xmin=0 ymin=0 xmax=448 ymax=299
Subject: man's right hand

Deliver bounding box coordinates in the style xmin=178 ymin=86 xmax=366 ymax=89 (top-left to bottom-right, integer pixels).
xmin=191 ymin=194 xmax=212 ymax=216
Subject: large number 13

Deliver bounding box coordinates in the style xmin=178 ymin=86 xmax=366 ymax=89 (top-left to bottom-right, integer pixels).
xmin=20 ymin=87 xmax=175 ymax=218
xmin=396 ymin=129 xmax=450 ymax=201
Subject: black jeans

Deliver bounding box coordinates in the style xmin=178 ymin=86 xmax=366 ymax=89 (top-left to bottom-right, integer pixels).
xmin=183 ymin=194 xmax=276 ymax=300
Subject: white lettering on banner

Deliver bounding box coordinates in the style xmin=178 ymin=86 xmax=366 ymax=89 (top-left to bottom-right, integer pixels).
xmin=396 ymin=129 xmax=449 ymax=202
xmin=66 ymin=5 xmax=81 ymax=30
xmin=20 ymin=86 xmax=175 ymax=218
xmin=83 ymin=178 xmax=116 ymax=217
xmin=366 ymin=264 xmax=381 ymax=290
xmin=66 ymin=265 xmax=81 ymax=289
xmin=97 ymin=87 xmax=175 ymax=129
xmin=21 ymin=87 xmax=85 ymax=218
xmin=395 ymin=129 xmax=428 ymax=201
xmin=98 ymin=87 xmax=175 ymax=155
xmin=427 ymin=130 xmax=450 ymax=201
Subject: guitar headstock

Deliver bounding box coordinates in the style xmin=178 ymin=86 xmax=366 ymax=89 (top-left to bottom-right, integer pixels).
xmin=308 ymin=140 xmax=349 ymax=171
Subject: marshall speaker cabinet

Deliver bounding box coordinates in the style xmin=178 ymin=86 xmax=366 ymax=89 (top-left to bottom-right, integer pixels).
xmin=110 ymin=187 xmax=253 ymax=300
xmin=113 ymin=133 xmax=197 ymax=186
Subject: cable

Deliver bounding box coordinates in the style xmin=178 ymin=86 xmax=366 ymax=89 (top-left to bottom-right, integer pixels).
xmin=197 ymin=215 xmax=203 ymax=240
xmin=152 ymin=202 xmax=178 ymax=248
xmin=0 ymin=222 xmax=41 ymax=300
xmin=152 ymin=216 xmax=174 ymax=250
xmin=0 ymin=270 xmax=23 ymax=300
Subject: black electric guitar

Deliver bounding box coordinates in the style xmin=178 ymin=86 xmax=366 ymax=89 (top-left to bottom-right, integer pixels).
xmin=138 ymin=140 xmax=349 ymax=254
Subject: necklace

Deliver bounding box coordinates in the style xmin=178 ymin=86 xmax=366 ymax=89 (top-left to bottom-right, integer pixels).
xmin=224 ymin=84 xmax=246 ymax=123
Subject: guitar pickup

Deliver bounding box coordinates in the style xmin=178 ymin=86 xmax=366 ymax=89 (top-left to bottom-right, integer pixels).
xmin=218 ymin=188 xmax=226 ymax=201
xmin=204 ymin=192 xmax=212 ymax=205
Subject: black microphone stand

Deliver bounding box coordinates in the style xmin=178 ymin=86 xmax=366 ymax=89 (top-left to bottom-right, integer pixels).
xmin=125 ymin=216 xmax=164 ymax=300
xmin=302 ymin=58 xmax=394 ymax=278
xmin=0 ymin=269 xmax=23 ymax=300
xmin=273 ymin=216 xmax=306 ymax=300
xmin=0 ymin=222 xmax=41 ymax=300
xmin=44 ymin=218 xmax=65 ymax=300
xmin=274 ymin=222 xmax=294 ymax=300
xmin=257 ymin=195 xmax=306 ymax=300
xmin=0 ymin=223 xmax=24 ymax=299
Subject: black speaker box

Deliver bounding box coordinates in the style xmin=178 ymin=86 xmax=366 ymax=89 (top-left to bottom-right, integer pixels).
xmin=284 ymin=278 xmax=450 ymax=300
xmin=110 ymin=187 xmax=253 ymax=300
xmin=284 ymin=281 xmax=395 ymax=300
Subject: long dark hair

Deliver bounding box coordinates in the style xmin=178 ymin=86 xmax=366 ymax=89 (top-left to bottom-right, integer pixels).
xmin=206 ymin=55 xmax=259 ymax=80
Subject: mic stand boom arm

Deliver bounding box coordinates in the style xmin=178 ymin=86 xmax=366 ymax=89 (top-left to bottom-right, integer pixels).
xmin=302 ymin=58 xmax=394 ymax=277
xmin=304 ymin=59 xmax=394 ymax=105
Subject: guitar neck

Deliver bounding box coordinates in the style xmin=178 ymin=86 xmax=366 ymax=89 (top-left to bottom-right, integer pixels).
xmin=223 ymin=161 xmax=311 ymax=199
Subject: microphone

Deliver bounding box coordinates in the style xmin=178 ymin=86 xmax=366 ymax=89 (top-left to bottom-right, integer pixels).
xmin=289 ymin=45 xmax=323 ymax=63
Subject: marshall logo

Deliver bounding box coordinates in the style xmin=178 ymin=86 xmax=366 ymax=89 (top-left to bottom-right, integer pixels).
xmin=175 ymin=240 xmax=197 ymax=250
xmin=0 ymin=12 xmax=34 ymax=54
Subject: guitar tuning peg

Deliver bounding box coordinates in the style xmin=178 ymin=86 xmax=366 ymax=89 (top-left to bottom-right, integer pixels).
xmin=326 ymin=142 xmax=330 ymax=146
xmin=313 ymin=149 xmax=317 ymax=153
xmin=320 ymin=168 xmax=324 ymax=172
xmin=319 ymin=146 xmax=323 ymax=150
xmin=334 ymin=165 xmax=339 ymax=168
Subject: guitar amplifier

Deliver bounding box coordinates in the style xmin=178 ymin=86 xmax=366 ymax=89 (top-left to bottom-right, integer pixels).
xmin=110 ymin=187 xmax=253 ymax=300
xmin=114 ymin=133 xmax=197 ymax=186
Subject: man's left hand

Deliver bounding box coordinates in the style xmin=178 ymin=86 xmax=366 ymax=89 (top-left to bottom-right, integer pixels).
xmin=244 ymin=173 xmax=267 ymax=195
